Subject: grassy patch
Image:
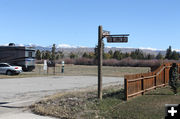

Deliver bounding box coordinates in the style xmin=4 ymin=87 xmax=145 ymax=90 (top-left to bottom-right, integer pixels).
xmin=30 ymin=85 xmax=180 ymax=119
xmin=0 ymin=64 xmax=150 ymax=78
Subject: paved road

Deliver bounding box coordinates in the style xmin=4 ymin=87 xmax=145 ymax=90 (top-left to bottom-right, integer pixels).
xmin=0 ymin=76 xmax=123 ymax=119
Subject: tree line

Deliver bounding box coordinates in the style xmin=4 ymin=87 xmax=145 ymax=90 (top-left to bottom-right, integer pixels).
xmin=35 ymin=45 xmax=180 ymax=61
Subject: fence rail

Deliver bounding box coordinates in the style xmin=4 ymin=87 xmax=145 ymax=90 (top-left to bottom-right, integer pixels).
xmin=124 ymin=63 xmax=177 ymax=100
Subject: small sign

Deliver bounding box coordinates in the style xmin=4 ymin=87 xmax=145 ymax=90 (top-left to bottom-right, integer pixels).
xmin=107 ymin=37 xmax=128 ymax=43
xmin=43 ymin=60 xmax=47 ymax=70
xmin=62 ymin=61 xmax=65 ymax=66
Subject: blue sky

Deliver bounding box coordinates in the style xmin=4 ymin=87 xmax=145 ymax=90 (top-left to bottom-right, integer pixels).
xmin=0 ymin=0 xmax=179 ymax=50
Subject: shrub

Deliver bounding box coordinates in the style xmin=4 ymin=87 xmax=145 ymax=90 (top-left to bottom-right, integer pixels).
xmin=103 ymin=59 xmax=119 ymax=66
xmin=75 ymin=58 xmax=94 ymax=65
xmin=64 ymin=58 xmax=75 ymax=64
xmin=169 ymin=63 xmax=180 ymax=94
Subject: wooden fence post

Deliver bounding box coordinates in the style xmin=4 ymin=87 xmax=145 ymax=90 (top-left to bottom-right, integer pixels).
xmin=54 ymin=65 xmax=56 ymax=75
xmin=98 ymin=25 xmax=103 ymax=100
xmin=164 ymin=65 xmax=166 ymax=86
xmin=141 ymin=76 xmax=144 ymax=95
xmin=47 ymin=66 xmax=49 ymax=75
xmin=154 ymin=73 xmax=157 ymax=90
xmin=124 ymin=78 xmax=128 ymax=100
xmin=38 ymin=65 xmax=41 ymax=74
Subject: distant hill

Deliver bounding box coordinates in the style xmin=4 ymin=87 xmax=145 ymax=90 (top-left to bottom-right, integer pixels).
xmin=33 ymin=46 xmax=166 ymax=56
xmin=0 ymin=43 xmax=168 ymax=56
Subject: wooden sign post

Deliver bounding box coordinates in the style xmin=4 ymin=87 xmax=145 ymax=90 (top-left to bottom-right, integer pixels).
xmin=97 ymin=25 xmax=129 ymax=100
xmin=98 ymin=26 xmax=103 ymax=100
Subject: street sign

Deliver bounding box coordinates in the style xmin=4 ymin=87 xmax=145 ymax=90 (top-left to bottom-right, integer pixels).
xmin=107 ymin=37 xmax=128 ymax=43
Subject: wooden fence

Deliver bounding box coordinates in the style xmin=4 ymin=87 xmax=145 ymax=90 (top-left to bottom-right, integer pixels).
xmin=124 ymin=63 xmax=176 ymax=100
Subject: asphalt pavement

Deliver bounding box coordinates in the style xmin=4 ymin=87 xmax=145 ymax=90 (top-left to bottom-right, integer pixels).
xmin=0 ymin=76 xmax=123 ymax=119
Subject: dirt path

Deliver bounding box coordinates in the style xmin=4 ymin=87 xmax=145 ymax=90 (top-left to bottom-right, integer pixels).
xmin=0 ymin=76 xmax=123 ymax=119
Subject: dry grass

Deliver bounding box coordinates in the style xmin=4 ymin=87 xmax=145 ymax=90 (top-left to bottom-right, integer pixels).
xmin=0 ymin=64 xmax=150 ymax=78
xmin=30 ymin=86 xmax=180 ymax=119
xmin=30 ymin=85 xmax=123 ymax=119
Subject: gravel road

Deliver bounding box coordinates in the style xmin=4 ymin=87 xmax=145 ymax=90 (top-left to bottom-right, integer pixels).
xmin=0 ymin=76 xmax=123 ymax=119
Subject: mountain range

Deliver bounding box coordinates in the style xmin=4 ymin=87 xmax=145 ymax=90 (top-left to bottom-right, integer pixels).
xmin=0 ymin=43 xmax=175 ymax=56
xmin=24 ymin=44 xmax=167 ymax=56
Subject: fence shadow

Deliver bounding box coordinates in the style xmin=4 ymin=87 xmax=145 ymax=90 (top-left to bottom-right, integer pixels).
xmin=145 ymin=93 xmax=173 ymax=95
xmin=102 ymin=89 xmax=125 ymax=100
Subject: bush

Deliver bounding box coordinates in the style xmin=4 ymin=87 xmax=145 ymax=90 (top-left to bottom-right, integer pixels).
xmin=103 ymin=59 xmax=119 ymax=66
xmin=36 ymin=58 xmax=180 ymax=71
xmin=103 ymin=57 xmax=161 ymax=68
xmin=64 ymin=58 xmax=75 ymax=64
xmin=75 ymin=58 xmax=94 ymax=65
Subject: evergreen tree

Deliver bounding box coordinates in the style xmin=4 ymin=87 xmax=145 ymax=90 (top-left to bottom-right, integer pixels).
xmin=57 ymin=51 xmax=64 ymax=59
xmin=94 ymin=45 xmax=98 ymax=59
xmin=60 ymin=53 xmax=64 ymax=58
xmin=94 ymin=41 xmax=105 ymax=59
xmin=42 ymin=52 xmax=45 ymax=59
xmin=169 ymin=63 xmax=180 ymax=94
xmin=146 ymin=53 xmax=155 ymax=60
xmin=56 ymin=54 xmax=60 ymax=60
xmin=88 ymin=52 xmax=95 ymax=59
xmin=165 ymin=46 xmax=172 ymax=59
xmin=130 ymin=49 xmax=144 ymax=59
xmin=45 ymin=51 xmax=51 ymax=59
xmin=35 ymin=49 xmax=41 ymax=60
xmin=171 ymin=51 xmax=179 ymax=60
xmin=156 ymin=52 xmax=163 ymax=59
xmin=82 ymin=52 xmax=89 ymax=58
xmin=70 ymin=52 xmax=76 ymax=59
xmin=51 ymin=44 xmax=56 ymax=60
xmin=124 ymin=52 xmax=130 ymax=58
xmin=108 ymin=50 xmax=113 ymax=58
xmin=113 ymin=50 xmax=123 ymax=60
xmin=104 ymin=53 xmax=111 ymax=59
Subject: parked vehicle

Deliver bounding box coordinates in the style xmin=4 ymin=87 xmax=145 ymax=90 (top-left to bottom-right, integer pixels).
xmin=0 ymin=43 xmax=35 ymax=71
xmin=0 ymin=63 xmax=22 ymax=75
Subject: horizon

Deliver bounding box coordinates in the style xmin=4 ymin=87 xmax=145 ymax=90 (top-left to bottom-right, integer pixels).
xmin=1 ymin=43 xmax=180 ymax=52
xmin=0 ymin=0 xmax=180 ymax=50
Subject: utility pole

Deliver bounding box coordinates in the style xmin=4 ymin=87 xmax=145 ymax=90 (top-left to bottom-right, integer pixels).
xmin=98 ymin=25 xmax=103 ymax=100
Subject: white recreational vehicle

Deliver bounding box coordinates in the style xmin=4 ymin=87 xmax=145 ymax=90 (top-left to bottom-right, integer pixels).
xmin=0 ymin=43 xmax=35 ymax=71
